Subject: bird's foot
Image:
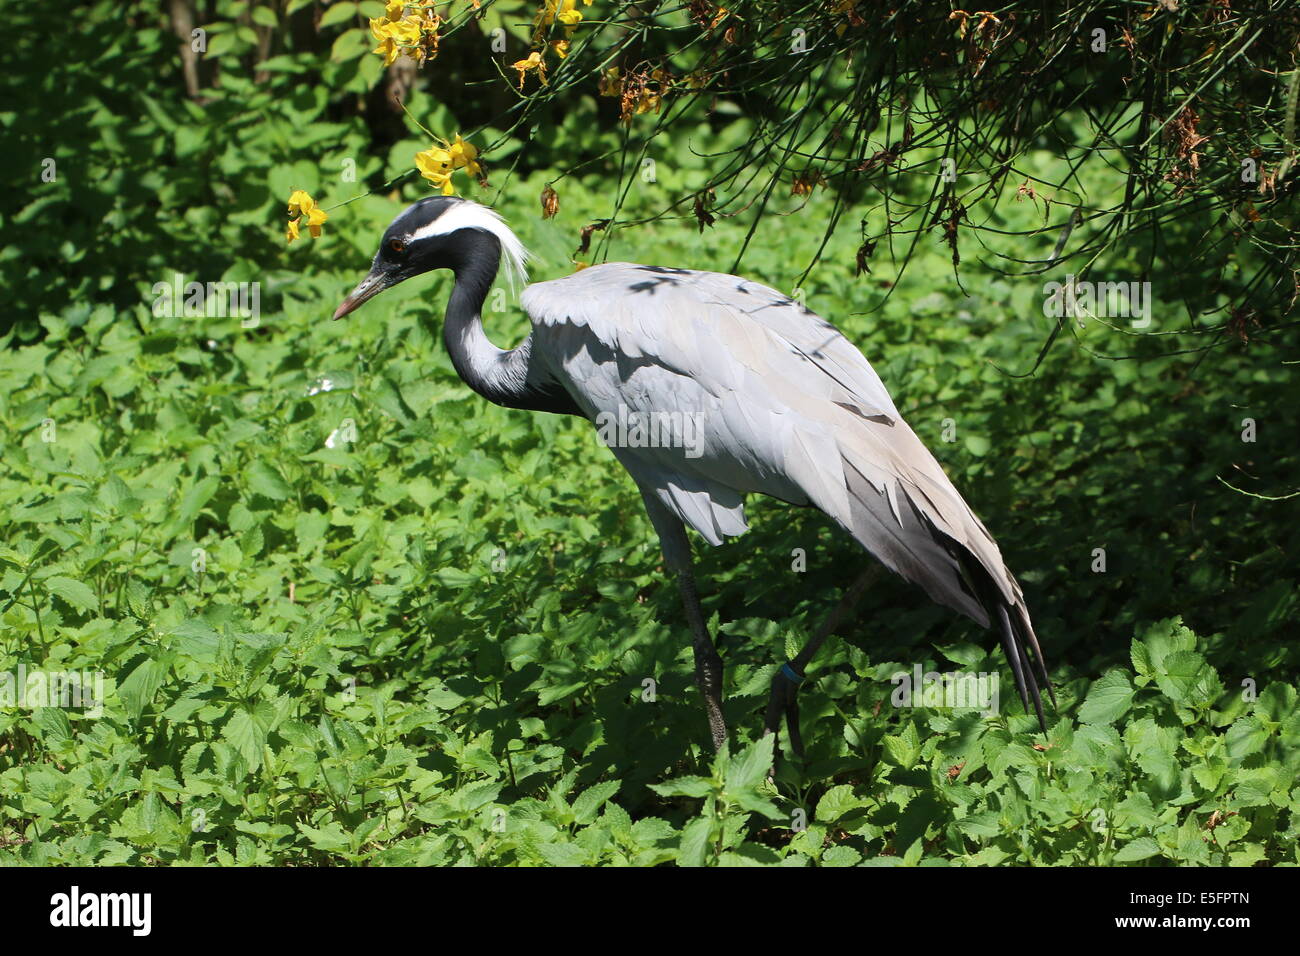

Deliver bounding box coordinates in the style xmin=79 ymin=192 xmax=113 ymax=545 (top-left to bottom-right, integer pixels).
xmin=764 ymin=662 xmax=806 ymax=774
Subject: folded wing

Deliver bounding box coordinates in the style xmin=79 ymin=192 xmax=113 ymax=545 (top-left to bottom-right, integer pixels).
xmin=521 ymin=264 xmax=1050 ymax=719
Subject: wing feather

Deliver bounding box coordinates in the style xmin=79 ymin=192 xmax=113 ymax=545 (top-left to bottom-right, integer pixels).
xmin=521 ymin=263 xmax=1030 ymax=630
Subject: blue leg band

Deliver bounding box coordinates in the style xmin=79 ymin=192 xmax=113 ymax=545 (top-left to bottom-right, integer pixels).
xmin=780 ymin=662 xmax=805 ymax=685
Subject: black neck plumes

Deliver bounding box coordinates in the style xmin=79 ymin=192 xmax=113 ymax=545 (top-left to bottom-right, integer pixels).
xmin=442 ymin=229 xmax=581 ymax=416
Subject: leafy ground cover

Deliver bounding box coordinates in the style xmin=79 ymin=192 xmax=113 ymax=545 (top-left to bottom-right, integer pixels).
xmin=3 ymin=177 xmax=1296 ymax=863
xmin=1 ymin=0 xmax=1296 ymax=866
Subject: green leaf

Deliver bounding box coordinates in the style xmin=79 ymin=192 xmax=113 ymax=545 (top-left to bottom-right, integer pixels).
xmin=409 ymin=477 xmax=436 ymax=508
xmin=725 ymin=735 xmax=774 ymax=792
xmin=250 ymin=5 xmax=280 ymax=27
xmin=650 ymin=776 xmax=715 ymax=799
xmin=538 ymin=842 xmax=590 ymax=866
xmin=125 ymin=578 xmax=152 ymax=620
xmin=319 ymin=2 xmax=359 ymax=27
xmin=32 ymin=707 xmax=73 ymax=745
xmin=883 ymin=722 xmax=921 ymax=767
xmin=954 ymin=810 xmax=1000 ymax=839
xmin=247 ymin=461 xmax=292 ymax=501
xmin=677 ymin=816 xmax=713 ymax=867
xmin=177 ymin=476 xmax=220 ymax=524
xmin=816 ymin=785 xmax=863 ymax=824
xmin=1078 ymin=670 xmax=1134 ymax=724
xmin=1155 ymin=651 xmax=1221 ymax=707
xmin=571 ymin=781 xmax=620 ymax=825
xmin=1132 ymin=617 xmax=1196 ymax=681
xmin=298 ymin=822 xmax=352 ymax=852
xmin=118 ymin=656 xmax=170 ymax=721
xmin=1225 ymin=717 xmax=1268 ymax=763
xmin=1192 ymin=760 xmax=1226 ymax=793
xmin=223 ymin=700 xmax=281 ymax=770
xmin=435 ymin=567 xmax=475 ymax=589
xmin=1113 ymin=837 xmax=1162 ymax=862
xmin=820 ymin=845 xmax=863 ymax=867
xmin=45 ymin=575 xmax=97 ymax=613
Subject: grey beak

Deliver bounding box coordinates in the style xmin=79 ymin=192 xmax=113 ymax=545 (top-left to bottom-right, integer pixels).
xmin=334 ymin=270 xmax=389 ymax=320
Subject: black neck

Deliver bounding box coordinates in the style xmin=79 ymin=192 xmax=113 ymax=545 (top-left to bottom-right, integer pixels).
xmin=442 ymin=229 xmax=582 ymax=417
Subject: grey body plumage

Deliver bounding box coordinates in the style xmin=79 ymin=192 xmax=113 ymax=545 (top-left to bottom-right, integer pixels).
xmin=335 ymin=197 xmax=1053 ymax=753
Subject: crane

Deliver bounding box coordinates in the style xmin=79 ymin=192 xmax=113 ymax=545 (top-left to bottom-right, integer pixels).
xmin=334 ymin=196 xmax=1054 ymax=756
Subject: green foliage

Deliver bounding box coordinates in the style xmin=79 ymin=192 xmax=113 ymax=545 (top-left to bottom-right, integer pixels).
xmin=1 ymin=189 xmax=1296 ymax=863
xmin=1 ymin=0 xmax=1296 ymax=867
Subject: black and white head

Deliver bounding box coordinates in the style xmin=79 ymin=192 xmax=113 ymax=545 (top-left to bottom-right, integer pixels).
xmin=333 ymin=197 xmax=529 ymax=320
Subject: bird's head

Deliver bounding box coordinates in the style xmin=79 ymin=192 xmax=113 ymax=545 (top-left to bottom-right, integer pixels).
xmin=333 ymin=196 xmax=528 ymax=320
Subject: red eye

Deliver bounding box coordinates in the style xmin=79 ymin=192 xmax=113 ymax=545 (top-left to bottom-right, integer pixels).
xmin=390 ymin=239 xmax=406 ymax=253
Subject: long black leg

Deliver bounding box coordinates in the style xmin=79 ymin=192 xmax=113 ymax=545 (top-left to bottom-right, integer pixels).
xmin=765 ymin=567 xmax=877 ymax=762
xmin=678 ymin=567 xmax=727 ymax=751
xmin=639 ymin=489 xmax=728 ymax=751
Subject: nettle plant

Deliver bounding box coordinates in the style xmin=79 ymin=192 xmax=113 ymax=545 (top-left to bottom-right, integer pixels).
xmin=4 ymin=0 xmax=1297 ymax=868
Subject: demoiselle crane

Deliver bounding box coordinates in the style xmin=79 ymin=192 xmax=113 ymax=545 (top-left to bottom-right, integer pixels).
xmin=334 ymin=196 xmax=1054 ymax=755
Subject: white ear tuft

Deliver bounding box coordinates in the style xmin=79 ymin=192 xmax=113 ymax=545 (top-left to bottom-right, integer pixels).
xmin=409 ymin=200 xmax=529 ymax=292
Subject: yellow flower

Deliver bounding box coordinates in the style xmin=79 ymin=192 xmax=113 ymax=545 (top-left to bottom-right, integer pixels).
xmin=416 ymin=146 xmax=453 ymax=179
xmin=551 ymin=39 xmax=570 ymax=58
xmin=307 ymin=205 xmax=328 ymax=238
xmin=421 ymin=168 xmax=454 ymax=196
xmin=285 ymin=188 xmax=326 ymax=243
xmin=534 ymin=0 xmax=584 ymax=39
xmin=287 ymin=189 xmax=315 ymax=218
xmin=447 ymin=134 xmax=481 ymax=177
xmin=415 ymin=136 xmax=482 ymax=196
xmin=512 ymin=51 xmax=547 ymax=89
xmin=370 ymin=18 xmax=402 ymax=65
xmin=415 ymin=146 xmax=456 ymax=194
xmin=556 ymin=0 xmax=582 ymax=30
xmin=370 ymin=7 xmax=439 ymax=66
xmin=390 ymin=16 xmax=423 ymax=45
